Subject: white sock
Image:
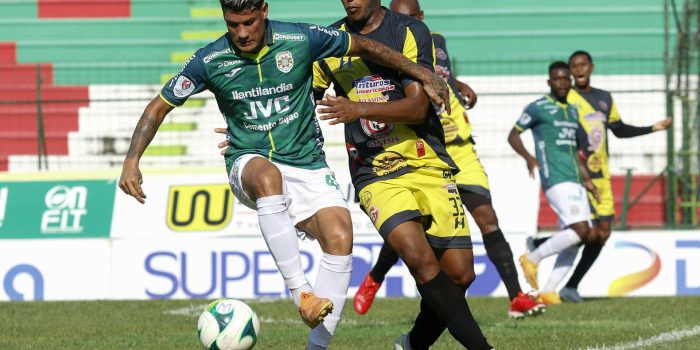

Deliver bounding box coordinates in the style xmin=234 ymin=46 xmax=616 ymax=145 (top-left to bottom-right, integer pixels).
xmin=541 ymin=245 xmax=579 ymax=293
xmin=529 ymin=228 xmax=581 ymax=264
xmin=308 ymin=253 xmax=353 ymax=349
xmin=257 ymin=195 xmax=312 ymax=307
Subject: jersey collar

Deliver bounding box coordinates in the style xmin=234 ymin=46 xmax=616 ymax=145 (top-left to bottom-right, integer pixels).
xmin=546 ymin=94 xmax=569 ymax=109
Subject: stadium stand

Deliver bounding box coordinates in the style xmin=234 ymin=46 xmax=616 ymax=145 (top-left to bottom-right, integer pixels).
xmin=0 ymin=0 xmax=673 ymax=227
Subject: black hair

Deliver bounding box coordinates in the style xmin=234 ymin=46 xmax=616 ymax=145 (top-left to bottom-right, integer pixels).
xmin=219 ymin=0 xmax=264 ymax=12
xmin=549 ymin=61 xmax=570 ymax=74
xmin=569 ymin=50 xmax=593 ymax=64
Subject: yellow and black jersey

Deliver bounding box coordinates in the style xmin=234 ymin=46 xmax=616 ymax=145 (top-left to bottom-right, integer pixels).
xmin=431 ymin=32 xmax=472 ymax=145
xmin=568 ymin=87 xmax=653 ymax=180
xmin=313 ymin=8 xmax=457 ymax=192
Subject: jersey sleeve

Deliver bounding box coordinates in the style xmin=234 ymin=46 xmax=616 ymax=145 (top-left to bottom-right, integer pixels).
xmin=608 ymin=99 xmax=621 ymax=124
xmin=312 ymin=61 xmax=331 ymax=90
xmin=515 ymin=103 xmax=539 ymax=132
xmin=302 ymin=23 xmax=351 ymax=61
xmin=432 ymin=33 xmax=453 ymax=72
xmin=160 ymin=50 xmax=208 ymax=107
xmin=401 ymin=20 xmax=435 ymax=88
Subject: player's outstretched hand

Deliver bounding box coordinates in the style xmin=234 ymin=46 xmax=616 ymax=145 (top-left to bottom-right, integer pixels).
xmin=584 ymin=180 xmax=601 ymax=203
xmin=422 ymin=72 xmax=451 ymax=115
xmin=526 ymin=156 xmax=539 ymax=178
xmin=461 ymin=84 xmax=478 ymax=109
xmin=214 ymin=127 xmax=228 ymax=155
xmin=652 ymin=117 xmax=672 ymax=131
xmin=119 ymin=161 xmax=146 ymax=204
xmin=316 ymin=95 xmax=364 ymax=125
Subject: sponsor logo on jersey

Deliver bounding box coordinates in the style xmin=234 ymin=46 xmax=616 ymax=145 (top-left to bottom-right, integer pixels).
xmin=587 ymin=124 xmax=605 ymax=151
xmin=598 ymin=100 xmax=609 ymax=111
xmin=166 ymin=184 xmax=233 ymax=232
xmin=217 ymin=60 xmax=243 ymax=69
xmin=173 ymin=76 xmax=195 ymax=98
xmin=416 ymin=140 xmax=426 ymax=158
xmin=243 ymin=112 xmax=299 ymax=132
xmin=353 ymin=75 xmax=395 ymax=94
xmin=443 ymin=182 xmax=458 ymax=194
xmin=231 ymin=83 xmax=294 ymax=100
xmin=273 ymin=33 xmax=305 ymax=41
xmin=309 ymin=25 xmax=340 ymax=37
xmin=360 ymin=118 xmax=394 ymax=139
xmin=367 ymin=136 xmax=400 ymax=148
xmin=435 ymin=48 xmax=448 ymax=61
xmin=371 ymin=151 xmax=408 ymax=176
xmin=586 ymin=154 xmax=603 ymax=173
xmin=518 ymin=112 xmax=532 ymax=125
xmin=225 ymin=68 xmax=242 ymax=78
xmin=203 ymin=48 xmax=232 ymax=63
xmin=276 ymin=51 xmax=294 ymax=73
xmin=359 ymin=95 xmax=390 ymax=103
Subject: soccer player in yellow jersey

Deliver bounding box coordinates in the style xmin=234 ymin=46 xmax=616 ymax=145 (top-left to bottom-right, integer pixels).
xmin=352 ymin=0 xmax=545 ymax=324
xmin=314 ymin=1 xmax=493 ymax=348
xmin=557 ymin=50 xmax=672 ymax=302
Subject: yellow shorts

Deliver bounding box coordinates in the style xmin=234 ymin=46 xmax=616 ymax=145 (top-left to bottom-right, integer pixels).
xmin=447 ymin=142 xmax=491 ymax=198
xmin=589 ymin=178 xmax=615 ymax=221
xmin=358 ymin=167 xmax=471 ymax=249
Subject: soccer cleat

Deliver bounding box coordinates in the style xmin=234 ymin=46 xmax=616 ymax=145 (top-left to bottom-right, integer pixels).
xmin=519 ymin=253 xmax=539 ymax=290
xmin=508 ymin=291 xmax=546 ymax=319
xmin=298 ymin=291 xmax=333 ymax=329
xmin=540 ymin=291 xmax=562 ymax=305
xmin=560 ymin=287 xmax=584 ymax=303
xmin=354 ymin=272 xmax=382 ymax=315
xmin=394 ymin=333 xmax=412 ymax=350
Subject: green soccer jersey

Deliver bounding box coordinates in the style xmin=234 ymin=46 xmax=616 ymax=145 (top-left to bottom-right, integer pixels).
xmin=160 ymin=20 xmax=351 ymax=173
xmin=515 ymin=95 xmax=582 ymax=190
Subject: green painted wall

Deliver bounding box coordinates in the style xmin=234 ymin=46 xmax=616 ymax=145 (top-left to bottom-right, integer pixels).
xmin=0 ymin=0 xmax=673 ymax=84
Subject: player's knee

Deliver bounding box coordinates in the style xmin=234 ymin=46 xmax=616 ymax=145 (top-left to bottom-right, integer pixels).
xmin=401 ymin=250 xmax=436 ymax=272
xmin=571 ymin=222 xmax=594 ymax=243
xmin=244 ymin=164 xmax=283 ymax=199
xmin=320 ymin=229 xmax=353 ymax=255
xmin=475 ymin=212 xmax=499 ymax=234
xmin=447 ymin=267 xmax=475 ymax=289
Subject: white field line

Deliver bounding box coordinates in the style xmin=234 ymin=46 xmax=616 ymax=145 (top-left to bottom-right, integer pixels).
xmin=582 ymin=325 xmax=700 ymax=350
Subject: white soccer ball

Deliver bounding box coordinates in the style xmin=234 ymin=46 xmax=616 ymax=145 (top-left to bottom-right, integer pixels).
xmin=198 ymin=298 xmax=260 ymax=350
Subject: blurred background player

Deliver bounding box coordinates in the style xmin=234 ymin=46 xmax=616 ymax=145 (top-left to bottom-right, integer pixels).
xmin=508 ymin=61 xmax=601 ymax=302
xmin=313 ymin=0 xmax=492 ymax=348
xmin=352 ymin=0 xmax=545 ymax=320
xmin=119 ymin=0 xmax=451 ymax=349
xmin=552 ymin=50 xmax=673 ymax=302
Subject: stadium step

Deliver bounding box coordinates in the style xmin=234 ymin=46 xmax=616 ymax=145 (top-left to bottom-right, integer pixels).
xmin=38 ymin=0 xmax=131 ymax=19
xmin=0 ymin=131 xmax=69 ymax=155
xmin=0 ymin=85 xmax=88 ymax=104
xmin=1 ymin=107 xmax=79 ymax=133
xmin=0 ymin=42 xmax=15 ymax=63
xmin=0 ymin=63 xmax=53 ymax=85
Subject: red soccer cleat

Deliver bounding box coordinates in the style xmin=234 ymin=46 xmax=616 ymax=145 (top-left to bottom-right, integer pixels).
xmin=508 ymin=291 xmax=546 ymax=319
xmin=354 ymin=271 xmax=382 ymax=315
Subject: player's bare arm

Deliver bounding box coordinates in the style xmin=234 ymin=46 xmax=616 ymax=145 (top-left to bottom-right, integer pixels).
xmin=507 ymin=128 xmax=538 ymax=178
xmin=347 ymin=34 xmax=450 ymax=114
xmin=119 ymin=96 xmax=173 ymax=204
xmin=317 ymin=82 xmax=428 ymax=125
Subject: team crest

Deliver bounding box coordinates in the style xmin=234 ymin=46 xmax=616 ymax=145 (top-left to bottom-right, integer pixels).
xmin=598 ymin=100 xmax=609 ymax=111
xmin=361 ymin=118 xmax=394 ymax=139
xmin=435 ymin=48 xmax=448 ymax=61
xmin=276 ymin=51 xmax=294 ymax=73
xmin=173 ymin=76 xmax=195 ymax=98
xmin=369 ymin=206 xmax=379 ymax=224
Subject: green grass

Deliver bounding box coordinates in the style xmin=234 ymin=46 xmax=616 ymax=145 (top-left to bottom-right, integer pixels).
xmin=1 ymin=297 xmax=699 ymax=349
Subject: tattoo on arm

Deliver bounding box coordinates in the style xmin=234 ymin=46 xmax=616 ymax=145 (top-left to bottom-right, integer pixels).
xmin=352 ymin=35 xmax=427 ymax=81
xmin=125 ymin=112 xmax=159 ymax=159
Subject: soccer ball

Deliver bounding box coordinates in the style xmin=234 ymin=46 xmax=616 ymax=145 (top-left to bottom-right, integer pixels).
xmin=198 ymin=298 xmax=260 ymax=350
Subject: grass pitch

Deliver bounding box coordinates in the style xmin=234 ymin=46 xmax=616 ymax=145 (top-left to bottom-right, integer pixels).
xmin=1 ymin=297 xmax=699 ymax=349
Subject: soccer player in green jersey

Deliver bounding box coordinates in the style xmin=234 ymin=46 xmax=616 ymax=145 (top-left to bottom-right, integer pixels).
xmin=508 ymin=61 xmax=601 ymax=298
xmin=118 ymin=1 xmax=449 ymax=349
xmin=555 ymin=50 xmax=672 ymax=303
xmin=314 ymin=0 xmax=492 ymax=349
xmin=353 ymin=0 xmax=544 ymax=322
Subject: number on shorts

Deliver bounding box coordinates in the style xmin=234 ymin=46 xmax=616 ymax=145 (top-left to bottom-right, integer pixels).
xmin=325 ymin=174 xmax=340 ymax=190
xmin=449 ymin=196 xmax=466 ymax=229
